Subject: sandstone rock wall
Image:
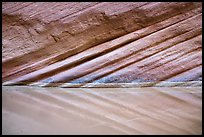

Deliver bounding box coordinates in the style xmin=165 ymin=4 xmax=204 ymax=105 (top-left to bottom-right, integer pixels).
xmin=2 ymin=2 xmax=202 ymax=87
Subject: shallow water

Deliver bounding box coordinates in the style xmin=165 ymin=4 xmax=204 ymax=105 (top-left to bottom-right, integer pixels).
xmin=2 ymin=86 xmax=202 ymax=135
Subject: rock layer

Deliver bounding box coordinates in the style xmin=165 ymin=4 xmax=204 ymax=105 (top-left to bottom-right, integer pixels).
xmin=2 ymin=2 xmax=202 ymax=87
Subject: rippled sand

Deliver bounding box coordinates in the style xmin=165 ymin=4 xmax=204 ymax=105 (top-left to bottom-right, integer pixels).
xmin=2 ymin=86 xmax=202 ymax=135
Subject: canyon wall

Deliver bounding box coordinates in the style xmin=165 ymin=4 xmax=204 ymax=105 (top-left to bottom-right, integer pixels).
xmin=2 ymin=2 xmax=202 ymax=87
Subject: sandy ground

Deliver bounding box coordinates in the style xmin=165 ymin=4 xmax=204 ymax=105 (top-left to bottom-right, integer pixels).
xmin=2 ymin=86 xmax=202 ymax=135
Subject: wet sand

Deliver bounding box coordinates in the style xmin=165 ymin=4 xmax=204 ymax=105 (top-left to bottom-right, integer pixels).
xmin=2 ymin=86 xmax=202 ymax=135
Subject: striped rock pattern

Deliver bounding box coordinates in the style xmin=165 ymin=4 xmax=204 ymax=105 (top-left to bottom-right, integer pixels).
xmin=2 ymin=2 xmax=202 ymax=87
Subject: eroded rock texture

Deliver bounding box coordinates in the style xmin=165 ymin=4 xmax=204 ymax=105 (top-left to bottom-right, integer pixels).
xmin=2 ymin=2 xmax=202 ymax=87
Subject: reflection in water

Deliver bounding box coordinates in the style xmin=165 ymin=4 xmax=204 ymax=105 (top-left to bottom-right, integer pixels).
xmin=2 ymin=86 xmax=202 ymax=135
